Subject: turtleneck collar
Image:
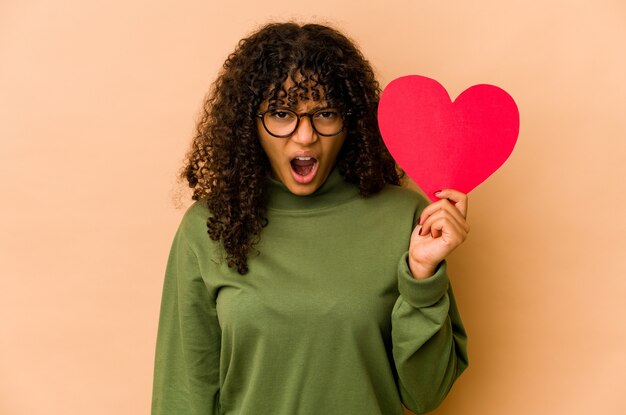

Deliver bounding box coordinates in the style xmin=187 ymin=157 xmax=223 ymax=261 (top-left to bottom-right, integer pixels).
xmin=264 ymin=166 xmax=360 ymax=212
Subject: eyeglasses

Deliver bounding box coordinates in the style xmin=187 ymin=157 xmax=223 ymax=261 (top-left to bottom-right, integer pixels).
xmin=256 ymin=107 xmax=349 ymax=138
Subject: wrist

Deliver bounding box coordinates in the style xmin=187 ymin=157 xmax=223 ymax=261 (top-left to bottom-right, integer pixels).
xmin=407 ymin=256 xmax=436 ymax=280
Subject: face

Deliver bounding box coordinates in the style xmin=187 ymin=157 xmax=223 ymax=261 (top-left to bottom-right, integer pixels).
xmin=256 ymin=97 xmax=348 ymax=196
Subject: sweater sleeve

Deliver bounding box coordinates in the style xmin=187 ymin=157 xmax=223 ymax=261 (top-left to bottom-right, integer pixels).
xmin=151 ymin=224 xmax=221 ymax=415
xmin=391 ymin=252 xmax=469 ymax=414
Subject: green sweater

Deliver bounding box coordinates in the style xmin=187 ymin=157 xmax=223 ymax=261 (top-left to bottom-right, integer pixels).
xmin=151 ymin=167 xmax=468 ymax=415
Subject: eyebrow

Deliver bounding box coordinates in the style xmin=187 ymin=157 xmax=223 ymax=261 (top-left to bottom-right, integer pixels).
xmin=267 ymin=103 xmax=332 ymax=112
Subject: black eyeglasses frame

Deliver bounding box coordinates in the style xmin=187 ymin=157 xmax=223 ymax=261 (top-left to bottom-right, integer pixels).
xmin=256 ymin=107 xmax=351 ymax=138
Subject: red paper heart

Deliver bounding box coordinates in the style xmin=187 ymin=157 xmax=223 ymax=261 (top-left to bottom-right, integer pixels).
xmin=378 ymin=75 xmax=519 ymax=201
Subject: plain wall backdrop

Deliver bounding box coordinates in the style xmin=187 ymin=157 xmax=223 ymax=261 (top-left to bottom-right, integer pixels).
xmin=1 ymin=0 xmax=625 ymax=414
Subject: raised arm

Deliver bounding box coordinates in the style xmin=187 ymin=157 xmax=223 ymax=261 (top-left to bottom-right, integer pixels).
xmin=392 ymin=188 xmax=470 ymax=413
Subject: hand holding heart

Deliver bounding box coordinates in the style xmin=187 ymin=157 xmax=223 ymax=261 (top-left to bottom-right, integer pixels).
xmin=408 ymin=189 xmax=469 ymax=280
xmin=377 ymin=74 xmax=518 ymax=278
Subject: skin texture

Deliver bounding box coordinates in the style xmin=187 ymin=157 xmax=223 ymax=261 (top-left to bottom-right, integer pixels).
xmin=409 ymin=189 xmax=470 ymax=279
xmin=256 ymin=97 xmax=347 ymax=196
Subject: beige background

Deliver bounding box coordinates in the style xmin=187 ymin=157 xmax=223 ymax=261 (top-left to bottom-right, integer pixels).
xmin=1 ymin=0 xmax=625 ymax=414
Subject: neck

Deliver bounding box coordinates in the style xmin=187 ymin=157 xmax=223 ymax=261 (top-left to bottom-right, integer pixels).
xmin=265 ymin=166 xmax=360 ymax=211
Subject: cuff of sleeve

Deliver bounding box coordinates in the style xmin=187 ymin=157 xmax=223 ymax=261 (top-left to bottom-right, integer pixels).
xmin=397 ymin=251 xmax=449 ymax=308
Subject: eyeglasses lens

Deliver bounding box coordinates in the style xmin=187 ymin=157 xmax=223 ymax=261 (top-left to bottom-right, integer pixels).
xmin=263 ymin=109 xmax=343 ymax=137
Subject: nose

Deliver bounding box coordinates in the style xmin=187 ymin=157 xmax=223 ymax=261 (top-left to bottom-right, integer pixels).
xmin=290 ymin=115 xmax=317 ymax=145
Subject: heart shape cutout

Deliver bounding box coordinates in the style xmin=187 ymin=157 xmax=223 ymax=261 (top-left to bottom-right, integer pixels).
xmin=378 ymin=75 xmax=519 ymax=201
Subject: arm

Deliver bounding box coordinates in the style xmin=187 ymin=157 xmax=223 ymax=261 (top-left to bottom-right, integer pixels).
xmin=151 ymin=225 xmax=221 ymax=415
xmin=391 ymin=253 xmax=468 ymax=414
xmin=392 ymin=188 xmax=470 ymax=413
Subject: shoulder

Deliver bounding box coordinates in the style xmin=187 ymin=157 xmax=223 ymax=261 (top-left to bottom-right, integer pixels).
xmin=177 ymin=200 xmax=212 ymax=244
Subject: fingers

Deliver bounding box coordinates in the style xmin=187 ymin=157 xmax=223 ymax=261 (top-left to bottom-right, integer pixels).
xmin=418 ymin=202 xmax=468 ymax=233
xmin=424 ymin=199 xmax=467 ymax=229
xmin=417 ymin=206 xmax=469 ymax=239
xmin=435 ymin=189 xmax=468 ymax=218
xmin=417 ymin=190 xmax=469 ymax=230
xmin=426 ymin=213 xmax=467 ymax=245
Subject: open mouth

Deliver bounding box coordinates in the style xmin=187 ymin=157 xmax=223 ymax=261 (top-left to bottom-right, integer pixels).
xmin=290 ymin=156 xmax=319 ymax=184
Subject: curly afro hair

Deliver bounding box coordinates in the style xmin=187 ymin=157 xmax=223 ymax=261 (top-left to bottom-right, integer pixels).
xmin=181 ymin=22 xmax=404 ymax=275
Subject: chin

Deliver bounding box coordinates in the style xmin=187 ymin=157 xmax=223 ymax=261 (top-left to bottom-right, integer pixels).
xmin=281 ymin=173 xmax=319 ymax=195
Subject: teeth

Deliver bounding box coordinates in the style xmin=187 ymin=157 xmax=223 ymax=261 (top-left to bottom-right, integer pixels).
xmin=294 ymin=156 xmax=313 ymax=160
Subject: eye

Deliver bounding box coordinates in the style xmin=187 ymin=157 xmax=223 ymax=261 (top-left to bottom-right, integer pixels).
xmin=315 ymin=110 xmax=339 ymax=119
xmin=268 ymin=109 xmax=295 ymax=121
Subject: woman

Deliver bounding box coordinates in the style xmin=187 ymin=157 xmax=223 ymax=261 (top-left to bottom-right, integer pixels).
xmin=152 ymin=22 xmax=469 ymax=415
